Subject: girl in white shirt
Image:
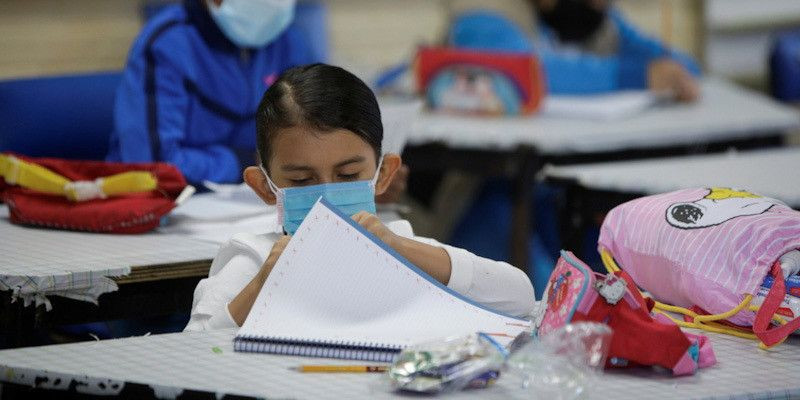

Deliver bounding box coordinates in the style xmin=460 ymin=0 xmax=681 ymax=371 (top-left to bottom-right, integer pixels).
xmin=185 ymin=64 xmax=535 ymax=331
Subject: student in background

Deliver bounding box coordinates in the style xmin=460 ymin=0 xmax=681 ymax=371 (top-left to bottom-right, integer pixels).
xmin=449 ymin=0 xmax=701 ymax=101
xmin=434 ymin=0 xmax=704 ymax=291
xmin=107 ymin=0 xmax=319 ymax=184
xmin=184 ymin=64 xmax=535 ymax=330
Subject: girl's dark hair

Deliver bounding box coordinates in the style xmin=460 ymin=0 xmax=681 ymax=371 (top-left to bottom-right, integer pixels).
xmin=256 ymin=63 xmax=383 ymax=172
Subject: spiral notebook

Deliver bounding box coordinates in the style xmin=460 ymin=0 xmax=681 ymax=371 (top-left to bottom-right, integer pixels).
xmin=233 ymin=198 xmax=531 ymax=362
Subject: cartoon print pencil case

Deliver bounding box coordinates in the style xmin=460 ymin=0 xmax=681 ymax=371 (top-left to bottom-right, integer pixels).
xmin=537 ymin=251 xmax=715 ymax=376
xmin=598 ymin=187 xmax=800 ymax=348
xmin=415 ymin=46 xmax=545 ymax=116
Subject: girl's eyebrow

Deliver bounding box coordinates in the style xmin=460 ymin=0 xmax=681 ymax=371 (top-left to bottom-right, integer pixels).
xmin=280 ymin=164 xmax=315 ymax=172
xmin=280 ymin=156 xmax=364 ymax=172
xmin=334 ymin=156 xmax=365 ymax=168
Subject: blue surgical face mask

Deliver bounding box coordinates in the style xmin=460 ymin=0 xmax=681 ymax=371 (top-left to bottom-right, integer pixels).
xmin=261 ymin=157 xmax=383 ymax=235
xmin=207 ymin=0 xmax=295 ymax=48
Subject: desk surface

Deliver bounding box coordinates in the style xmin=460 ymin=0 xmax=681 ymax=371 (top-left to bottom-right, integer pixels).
xmin=0 ymin=193 xmax=405 ymax=308
xmin=544 ymin=146 xmax=800 ymax=207
xmin=0 ymin=328 xmax=797 ymax=399
xmin=393 ymin=78 xmax=800 ymax=154
xmin=0 ymin=206 xmax=218 ymax=307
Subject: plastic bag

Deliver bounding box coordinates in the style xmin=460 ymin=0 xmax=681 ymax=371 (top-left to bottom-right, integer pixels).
xmin=387 ymin=332 xmax=507 ymax=393
xmin=385 ymin=323 xmax=610 ymax=396
xmin=506 ymin=322 xmax=612 ymax=400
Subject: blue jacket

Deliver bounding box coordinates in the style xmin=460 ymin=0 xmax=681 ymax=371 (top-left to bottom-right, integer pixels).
xmin=449 ymin=10 xmax=700 ymax=94
xmin=107 ymin=0 xmax=319 ymax=183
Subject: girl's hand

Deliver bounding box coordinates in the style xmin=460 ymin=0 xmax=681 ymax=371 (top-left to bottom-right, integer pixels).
xmin=256 ymin=235 xmax=291 ymax=284
xmin=352 ymin=211 xmax=452 ymax=285
xmin=351 ymin=211 xmax=399 ymax=248
xmin=230 ymin=234 xmax=291 ymax=326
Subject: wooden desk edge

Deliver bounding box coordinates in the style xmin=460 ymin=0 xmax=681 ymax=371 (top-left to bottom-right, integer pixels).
xmin=116 ymin=259 xmax=212 ymax=285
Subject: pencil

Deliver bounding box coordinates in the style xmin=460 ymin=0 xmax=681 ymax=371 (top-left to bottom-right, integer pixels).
xmin=295 ymin=365 xmax=389 ymax=373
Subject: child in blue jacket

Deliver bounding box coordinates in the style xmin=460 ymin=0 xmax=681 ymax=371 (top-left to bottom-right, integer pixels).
xmin=107 ymin=0 xmax=319 ymax=184
xmin=449 ymin=0 xmax=700 ymax=100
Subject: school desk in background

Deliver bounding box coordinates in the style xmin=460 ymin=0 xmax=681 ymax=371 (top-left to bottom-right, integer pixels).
xmin=544 ymin=147 xmax=800 ymax=265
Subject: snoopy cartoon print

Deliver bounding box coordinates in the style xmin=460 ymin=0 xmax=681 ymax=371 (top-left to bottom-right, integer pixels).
xmin=666 ymin=188 xmax=784 ymax=229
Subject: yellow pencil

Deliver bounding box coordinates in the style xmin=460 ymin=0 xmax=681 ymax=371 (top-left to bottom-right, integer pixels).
xmin=295 ymin=365 xmax=389 ymax=373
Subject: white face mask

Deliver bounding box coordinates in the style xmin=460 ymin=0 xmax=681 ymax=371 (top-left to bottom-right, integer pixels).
xmin=207 ymin=0 xmax=296 ymax=48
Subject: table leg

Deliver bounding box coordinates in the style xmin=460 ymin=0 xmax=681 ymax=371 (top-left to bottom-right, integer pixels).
xmin=559 ymin=184 xmax=587 ymax=259
xmin=509 ymin=148 xmax=541 ymax=272
xmin=0 ymin=292 xmax=38 ymax=349
xmin=0 ymin=276 xmax=203 ymax=349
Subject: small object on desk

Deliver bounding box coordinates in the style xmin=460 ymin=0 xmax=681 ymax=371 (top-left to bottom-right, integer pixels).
xmin=507 ymin=323 xmax=611 ymax=396
xmin=387 ymin=332 xmax=506 ymax=394
xmin=593 ymin=274 xmax=627 ymax=305
xmin=174 ymin=185 xmax=196 ymax=205
xmin=211 ymin=346 xmax=223 ymax=354
xmin=295 ymin=365 xmax=388 ymax=373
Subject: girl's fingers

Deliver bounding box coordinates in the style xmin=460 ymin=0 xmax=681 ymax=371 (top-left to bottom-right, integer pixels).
xmin=351 ymin=211 xmax=369 ymax=222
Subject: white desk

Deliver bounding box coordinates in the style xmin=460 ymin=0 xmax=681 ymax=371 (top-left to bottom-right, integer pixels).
xmin=0 ymin=191 xmax=266 ymax=348
xmin=391 ymin=78 xmax=800 ymax=269
xmin=0 ymin=328 xmax=797 ymax=399
xmin=544 ymin=147 xmax=800 ymax=207
xmin=398 ymin=77 xmax=800 ymax=154
xmin=0 ymin=206 xmax=219 ymax=309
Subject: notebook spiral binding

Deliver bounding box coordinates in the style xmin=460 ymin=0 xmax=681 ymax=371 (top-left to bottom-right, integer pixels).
xmin=233 ymin=335 xmax=403 ymax=362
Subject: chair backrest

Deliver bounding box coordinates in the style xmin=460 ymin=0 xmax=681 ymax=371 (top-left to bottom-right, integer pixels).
xmin=0 ymin=71 xmax=121 ymax=160
xmin=770 ymin=29 xmax=800 ymax=102
xmin=294 ymin=1 xmax=330 ymax=63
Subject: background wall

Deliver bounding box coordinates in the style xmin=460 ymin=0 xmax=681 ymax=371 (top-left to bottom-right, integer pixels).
xmin=0 ymin=0 xmax=701 ymax=79
xmin=0 ymin=0 xmax=143 ymax=78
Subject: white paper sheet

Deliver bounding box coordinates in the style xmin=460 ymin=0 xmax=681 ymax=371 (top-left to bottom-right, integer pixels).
xmin=542 ymin=90 xmax=661 ymax=121
xmin=171 ymin=189 xmax=265 ymax=222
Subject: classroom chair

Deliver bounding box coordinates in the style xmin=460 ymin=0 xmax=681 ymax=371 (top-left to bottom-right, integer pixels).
xmin=0 ymin=71 xmax=121 ymax=160
xmin=293 ymin=0 xmax=330 ymax=63
xmin=770 ymin=29 xmax=800 ymax=102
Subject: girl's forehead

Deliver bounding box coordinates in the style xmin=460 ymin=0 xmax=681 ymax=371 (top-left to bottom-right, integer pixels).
xmin=269 ymin=126 xmax=376 ymax=168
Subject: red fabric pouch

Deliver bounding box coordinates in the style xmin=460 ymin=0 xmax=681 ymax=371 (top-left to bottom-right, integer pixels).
xmin=537 ymin=251 xmax=716 ymax=375
xmin=1 ymin=155 xmax=187 ymax=233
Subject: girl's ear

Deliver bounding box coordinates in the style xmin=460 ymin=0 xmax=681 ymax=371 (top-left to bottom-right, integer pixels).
xmin=374 ymin=153 xmax=402 ymax=196
xmin=243 ymin=166 xmax=277 ymax=205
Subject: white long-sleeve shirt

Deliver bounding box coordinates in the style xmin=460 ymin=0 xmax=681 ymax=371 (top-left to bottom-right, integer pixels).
xmin=185 ymin=219 xmax=535 ymax=331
